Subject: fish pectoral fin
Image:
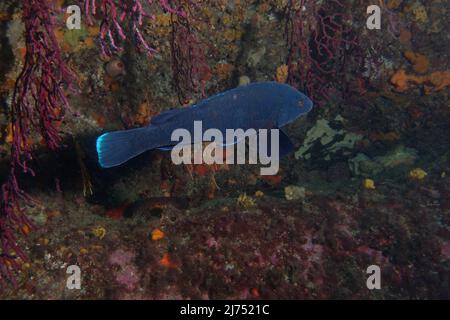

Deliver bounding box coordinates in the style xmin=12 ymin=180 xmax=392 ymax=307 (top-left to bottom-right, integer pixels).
xmin=157 ymin=145 xmax=175 ymax=151
xmin=150 ymin=108 xmax=187 ymax=125
xmin=218 ymin=130 xmax=294 ymax=158
xmin=220 ymin=137 xmax=242 ymax=147
xmin=259 ymin=129 xmax=294 ymax=158
xmin=278 ymin=130 xmax=294 ymax=157
xmin=219 ymin=132 xmax=257 ymax=147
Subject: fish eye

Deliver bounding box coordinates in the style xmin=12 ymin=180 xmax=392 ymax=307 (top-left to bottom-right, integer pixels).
xmin=298 ymin=100 xmax=305 ymax=108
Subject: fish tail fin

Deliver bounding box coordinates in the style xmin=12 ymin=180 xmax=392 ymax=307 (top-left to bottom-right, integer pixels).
xmin=96 ymin=127 xmax=154 ymax=168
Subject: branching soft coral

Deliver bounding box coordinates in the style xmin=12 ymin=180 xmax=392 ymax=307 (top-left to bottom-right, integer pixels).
xmin=285 ymin=0 xmax=358 ymax=105
xmin=84 ymin=0 xmax=194 ymax=57
xmin=1 ymin=0 xmax=75 ymax=287
xmin=84 ymin=0 xmax=210 ymax=102
xmin=169 ymin=4 xmax=211 ymax=103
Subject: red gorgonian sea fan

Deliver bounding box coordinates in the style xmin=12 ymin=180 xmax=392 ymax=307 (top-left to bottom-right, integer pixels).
xmin=285 ymin=0 xmax=358 ymax=105
xmin=1 ymin=0 xmax=210 ymax=287
xmin=169 ymin=2 xmax=212 ymax=103
xmin=85 ymin=0 xmax=161 ymax=56
xmin=84 ymin=0 xmax=193 ymax=56
xmin=84 ymin=0 xmax=211 ymax=103
xmin=0 ymin=0 xmax=75 ymax=286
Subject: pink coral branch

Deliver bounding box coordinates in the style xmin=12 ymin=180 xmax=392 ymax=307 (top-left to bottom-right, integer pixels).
xmin=84 ymin=0 xmax=209 ymax=101
xmin=285 ymin=0 xmax=357 ymax=105
xmin=86 ymin=0 xmax=171 ymax=56
xmin=169 ymin=1 xmax=211 ymax=103
xmin=1 ymin=0 xmax=75 ymax=287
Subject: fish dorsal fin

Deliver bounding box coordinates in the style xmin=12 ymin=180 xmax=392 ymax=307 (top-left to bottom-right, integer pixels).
xmin=150 ymin=108 xmax=187 ymax=125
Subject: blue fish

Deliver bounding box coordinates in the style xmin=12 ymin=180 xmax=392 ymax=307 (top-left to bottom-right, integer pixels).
xmin=96 ymin=82 xmax=313 ymax=168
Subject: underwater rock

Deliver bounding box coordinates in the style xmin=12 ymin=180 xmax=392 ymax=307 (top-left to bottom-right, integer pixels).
xmin=327 ymin=162 xmax=351 ymax=182
xmin=284 ymin=185 xmax=306 ymax=201
xmin=349 ymin=153 xmax=383 ymax=177
xmin=295 ymin=118 xmax=363 ymax=164
xmin=109 ymin=248 xmax=140 ymax=291
xmin=124 ymin=197 xmax=189 ymax=219
xmin=6 ymin=18 xmax=24 ymax=53
xmin=62 ymin=27 xmax=89 ymax=49
xmin=375 ymin=145 xmax=418 ymax=169
xmin=349 ymin=145 xmax=419 ymax=177
xmin=246 ymin=47 xmax=266 ymax=67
